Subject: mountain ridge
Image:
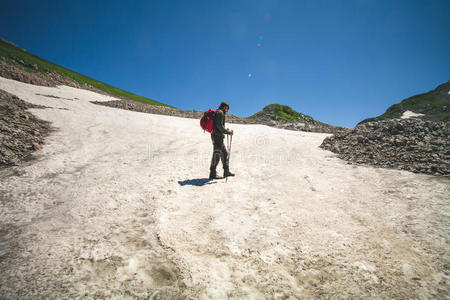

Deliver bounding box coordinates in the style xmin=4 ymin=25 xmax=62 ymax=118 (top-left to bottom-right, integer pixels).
xmin=359 ymin=81 xmax=450 ymax=124
xmin=0 ymin=38 xmax=170 ymax=107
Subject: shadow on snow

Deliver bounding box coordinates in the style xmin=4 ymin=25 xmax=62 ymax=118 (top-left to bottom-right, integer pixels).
xmin=178 ymin=178 xmax=218 ymax=186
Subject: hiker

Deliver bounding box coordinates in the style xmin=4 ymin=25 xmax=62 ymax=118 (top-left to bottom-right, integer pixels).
xmin=210 ymin=101 xmax=235 ymax=179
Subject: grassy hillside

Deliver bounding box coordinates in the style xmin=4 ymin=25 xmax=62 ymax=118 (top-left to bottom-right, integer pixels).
xmin=249 ymin=104 xmax=315 ymax=122
xmin=359 ymin=81 xmax=450 ymax=124
xmin=247 ymin=104 xmax=348 ymax=133
xmin=0 ymin=38 xmax=171 ymax=107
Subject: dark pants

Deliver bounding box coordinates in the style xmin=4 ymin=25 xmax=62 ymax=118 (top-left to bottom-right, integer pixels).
xmin=210 ymin=134 xmax=229 ymax=173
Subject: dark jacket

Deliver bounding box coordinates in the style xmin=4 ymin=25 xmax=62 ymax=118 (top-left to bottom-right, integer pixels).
xmin=213 ymin=109 xmax=231 ymax=138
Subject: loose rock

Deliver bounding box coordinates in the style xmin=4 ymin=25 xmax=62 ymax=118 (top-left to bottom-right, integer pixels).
xmin=320 ymin=118 xmax=450 ymax=175
xmin=0 ymin=90 xmax=50 ymax=168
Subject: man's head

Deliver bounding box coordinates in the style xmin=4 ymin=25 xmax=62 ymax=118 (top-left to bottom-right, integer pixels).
xmin=218 ymin=101 xmax=230 ymax=113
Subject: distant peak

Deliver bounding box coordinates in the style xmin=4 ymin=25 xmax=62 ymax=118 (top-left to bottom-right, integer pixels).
xmin=257 ymin=104 xmax=314 ymax=121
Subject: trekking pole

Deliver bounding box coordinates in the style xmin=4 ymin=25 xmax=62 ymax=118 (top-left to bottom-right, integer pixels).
xmin=226 ymin=134 xmax=233 ymax=183
xmin=226 ymin=135 xmax=229 ymax=183
xmin=229 ymin=134 xmax=233 ymax=162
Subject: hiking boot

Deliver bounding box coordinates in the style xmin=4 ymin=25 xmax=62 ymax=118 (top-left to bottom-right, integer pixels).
xmin=209 ymin=172 xmax=222 ymax=180
xmin=223 ymin=170 xmax=235 ymax=177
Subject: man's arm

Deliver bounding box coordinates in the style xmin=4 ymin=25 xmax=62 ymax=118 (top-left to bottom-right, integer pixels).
xmin=215 ymin=110 xmax=231 ymax=135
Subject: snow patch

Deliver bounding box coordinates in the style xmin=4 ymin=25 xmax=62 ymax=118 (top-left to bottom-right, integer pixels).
xmin=401 ymin=110 xmax=424 ymax=119
xmin=0 ymin=76 xmax=449 ymax=298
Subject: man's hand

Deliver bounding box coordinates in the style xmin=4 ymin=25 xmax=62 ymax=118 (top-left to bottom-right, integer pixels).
xmin=229 ymin=129 xmax=234 ymax=136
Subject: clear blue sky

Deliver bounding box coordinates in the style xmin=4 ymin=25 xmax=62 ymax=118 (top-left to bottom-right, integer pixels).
xmin=1 ymin=0 xmax=449 ymax=127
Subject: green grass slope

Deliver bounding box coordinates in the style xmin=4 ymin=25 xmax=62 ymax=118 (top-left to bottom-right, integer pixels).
xmin=249 ymin=104 xmax=315 ymax=122
xmin=0 ymin=38 xmax=170 ymax=107
xmin=359 ymin=81 xmax=450 ymax=124
xmin=248 ymin=104 xmax=348 ymax=133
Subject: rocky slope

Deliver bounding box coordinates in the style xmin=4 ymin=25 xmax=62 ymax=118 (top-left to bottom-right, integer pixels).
xmin=0 ymin=89 xmax=50 ymax=168
xmin=0 ymin=58 xmax=110 ymax=95
xmin=321 ymin=118 xmax=449 ymax=175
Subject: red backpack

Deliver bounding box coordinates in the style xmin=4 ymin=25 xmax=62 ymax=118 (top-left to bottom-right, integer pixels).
xmin=200 ymin=109 xmax=217 ymax=133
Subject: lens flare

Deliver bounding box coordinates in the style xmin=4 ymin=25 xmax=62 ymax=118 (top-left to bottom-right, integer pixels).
xmin=248 ymin=73 xmax=252 ymax=78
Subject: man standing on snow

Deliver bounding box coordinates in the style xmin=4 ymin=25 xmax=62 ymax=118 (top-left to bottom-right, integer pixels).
xmin=210 ymin=101 xmax=235 ymax=179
